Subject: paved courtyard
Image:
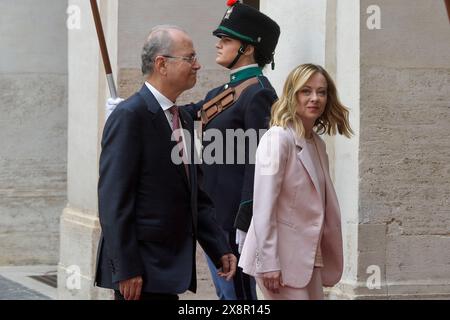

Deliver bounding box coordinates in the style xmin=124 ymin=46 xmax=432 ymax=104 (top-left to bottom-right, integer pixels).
xmin=0 ymin=275 xmax=50 ymax=300
xmin=0 ymin=247 xmax=219 ymax=300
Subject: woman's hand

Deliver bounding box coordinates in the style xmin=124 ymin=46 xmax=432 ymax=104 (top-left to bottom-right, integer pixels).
xmin=262 ymin=271 xmax=284 ymax=294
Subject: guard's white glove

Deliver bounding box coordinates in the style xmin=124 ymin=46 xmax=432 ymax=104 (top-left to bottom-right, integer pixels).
xmin=235 ymin=229 xmax=247 ymax=254
xmin=105 ymin=97 xmax=124 ymax=121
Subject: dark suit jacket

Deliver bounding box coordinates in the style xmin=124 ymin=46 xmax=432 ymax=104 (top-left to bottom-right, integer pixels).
xmin=95 ymin=85 xmax=230 ymax=294
xmin=185 ymin=76 xmax=277 ymax=233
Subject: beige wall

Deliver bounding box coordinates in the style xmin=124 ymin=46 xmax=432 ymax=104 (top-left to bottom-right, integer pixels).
xmin=0 ymin=0 xmax=67 ymax=265
xmin=116 ymin=0 xmax=228 ymax=102
xmin=357 ymin=0 xmax=450 ymax=298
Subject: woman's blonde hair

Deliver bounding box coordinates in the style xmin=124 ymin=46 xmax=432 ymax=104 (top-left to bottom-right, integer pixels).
xmin=270 ymin=63 xmax=353 ymax=138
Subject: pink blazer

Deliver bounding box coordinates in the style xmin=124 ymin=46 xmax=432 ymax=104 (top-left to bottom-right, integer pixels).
xmin=239 ymin=125 xmax=343 ymax=288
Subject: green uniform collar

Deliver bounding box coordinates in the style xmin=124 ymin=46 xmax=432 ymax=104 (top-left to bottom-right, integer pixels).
xmin=229 ymin=66 xmax=263 ymax=84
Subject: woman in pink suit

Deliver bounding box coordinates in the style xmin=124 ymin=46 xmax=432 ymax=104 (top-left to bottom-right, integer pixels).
xmin=238 ymin=64 xmax=353 ymax=300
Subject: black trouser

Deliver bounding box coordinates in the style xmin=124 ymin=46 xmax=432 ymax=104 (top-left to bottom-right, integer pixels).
xmin=114 ymin=290 xmax=179 ymax=301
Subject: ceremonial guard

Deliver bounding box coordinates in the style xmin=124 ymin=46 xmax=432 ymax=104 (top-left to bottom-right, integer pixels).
xmin=185 ymin=0 xmax=281 ymax=300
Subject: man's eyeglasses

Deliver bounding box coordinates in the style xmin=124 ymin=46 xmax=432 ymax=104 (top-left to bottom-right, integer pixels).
xmin=161 ymin=54 xmax=198 ymax=65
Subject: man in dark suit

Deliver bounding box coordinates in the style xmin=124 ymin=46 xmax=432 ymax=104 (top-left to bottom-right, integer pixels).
xmin=95 ymin=25 xmax=237 ymax=300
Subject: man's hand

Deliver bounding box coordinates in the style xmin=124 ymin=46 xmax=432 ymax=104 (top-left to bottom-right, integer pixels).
xmin=262 ymin=271 xmax=284 ymax=294
xmin=119 ymin=276 xmax=143 ymax=300
xmin=235 ymin=229 xmax=247 ymax=254
xmin=105 ymin=97 xmax=124 ymax=120
xmin=217 ymin=253 xmax=237 ymax=281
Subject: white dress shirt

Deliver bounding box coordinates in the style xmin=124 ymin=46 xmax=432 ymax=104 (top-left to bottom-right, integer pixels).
xmin=145 ymin=82 xmax=189 ymax=164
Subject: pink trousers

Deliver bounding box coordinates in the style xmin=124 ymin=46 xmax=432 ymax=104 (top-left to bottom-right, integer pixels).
xmin=256 ymin=267 xmax=324 ymax=300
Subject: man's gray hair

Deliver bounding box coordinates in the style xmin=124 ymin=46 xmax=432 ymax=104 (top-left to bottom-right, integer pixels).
xmin=141 ymin=25 xmax=186 ymax=76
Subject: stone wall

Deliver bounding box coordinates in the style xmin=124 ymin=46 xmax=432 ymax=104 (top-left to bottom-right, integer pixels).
xmin=117 ymin=0 xmax=228 ymax=102
xmin=262 ymin=0 xmax=450 ymax=299
xmin=0 ymin=0 xmax=67 ymax=265
xmin=357 ymin=0 xmax=450 ymax=298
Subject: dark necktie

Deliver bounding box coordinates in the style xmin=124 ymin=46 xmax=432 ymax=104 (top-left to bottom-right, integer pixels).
xmin=169 ymin=105 xmax=189 ymax=178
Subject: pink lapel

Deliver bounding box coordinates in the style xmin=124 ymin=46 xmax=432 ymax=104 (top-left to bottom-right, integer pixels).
xmin=312 ymin=133 xmax=332 ymax=206
xmin=288 ymin=127 xmax=324 ymax=211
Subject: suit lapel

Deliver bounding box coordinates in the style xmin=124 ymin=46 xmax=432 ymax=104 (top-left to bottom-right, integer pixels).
xmin=138 ymin=85 xmax=190 ymax=189
xmin=289 ymin=127 xmax=323 ymax=207
xmin=180 ymin=108 xmax=198 ymax=234
xmin=179 ymin=109 xmax=193 ymax=188
xmin=313 ymin=134 xmax=332 ymax=206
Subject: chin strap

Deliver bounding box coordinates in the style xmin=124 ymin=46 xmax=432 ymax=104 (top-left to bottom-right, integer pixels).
xmin=270 ymin=52 xmax=276 ymax=70
xmin=227 ymin=44 xmax=247 ymax=69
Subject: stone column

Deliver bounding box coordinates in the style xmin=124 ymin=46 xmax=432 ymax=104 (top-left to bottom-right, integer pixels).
xmin=58 ymin=0 xmax=117 ymax=299
xmin=327 ymin=0 xmax=361 ymax=299
xmin=260 ymin=0 xmax=328 ymax=94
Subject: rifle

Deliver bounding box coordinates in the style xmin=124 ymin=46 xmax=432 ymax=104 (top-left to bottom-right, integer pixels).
xmin=90 ymin=0 xmax=117 ymax=98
